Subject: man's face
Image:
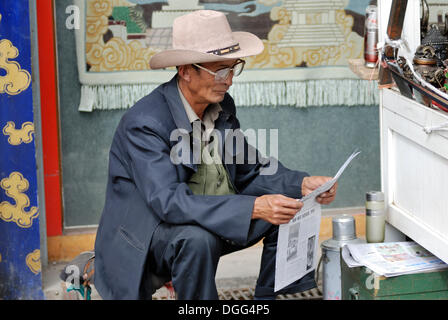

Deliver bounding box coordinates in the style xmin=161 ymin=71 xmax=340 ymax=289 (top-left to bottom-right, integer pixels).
xmin=187 ymin=59 xmax=238 ymax=104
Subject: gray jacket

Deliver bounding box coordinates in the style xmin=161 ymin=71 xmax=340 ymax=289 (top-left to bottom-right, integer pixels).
xmin=94 ymin=76 xmax=309 ymax=299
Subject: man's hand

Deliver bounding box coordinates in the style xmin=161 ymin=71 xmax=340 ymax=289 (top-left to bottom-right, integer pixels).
xmin=301 ymin=176 xmax=338 ymax=205
xmin=252 ymin=194 xmax=303 ymax=225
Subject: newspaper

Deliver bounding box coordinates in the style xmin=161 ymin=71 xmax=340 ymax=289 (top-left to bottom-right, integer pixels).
xmin=274 ymin=198 xmax=322 ymax=292
xmin=300 ymin=150 xmax=361 ymax=203
xmin=342 ymin=241 xmax=448 ymax=277
xmin=274 ymin=151 xmax=360 ymax=292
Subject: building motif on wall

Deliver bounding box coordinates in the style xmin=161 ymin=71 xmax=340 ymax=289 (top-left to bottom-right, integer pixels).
xmin=0 ymin=172 xmax=39 ymax=228
xmin=277 ymin=0 xmax=346 ymax=48
xmin=2 ymin=121 xmax=35 ymax=145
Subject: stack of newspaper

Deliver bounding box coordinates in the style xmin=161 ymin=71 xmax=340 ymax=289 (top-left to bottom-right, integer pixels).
xmin=342 ymin=241 xmax=448 ymax=277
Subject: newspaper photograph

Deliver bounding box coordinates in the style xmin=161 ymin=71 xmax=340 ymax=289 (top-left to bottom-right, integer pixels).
xmin=275 ymin=198 xmax=321 ymax=292
xmin=274 ymin=150 xmax=361 ymax=292
xmin=343 ymin=241 xmax=448 ymax=277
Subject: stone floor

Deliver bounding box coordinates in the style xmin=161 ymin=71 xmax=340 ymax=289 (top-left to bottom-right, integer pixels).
xmin=43 ymin=245 xmax=323 ymax=300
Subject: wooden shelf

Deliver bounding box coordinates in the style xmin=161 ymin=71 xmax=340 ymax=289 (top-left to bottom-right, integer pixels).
xmin=348 ymin=59 xmax=379 ymax=80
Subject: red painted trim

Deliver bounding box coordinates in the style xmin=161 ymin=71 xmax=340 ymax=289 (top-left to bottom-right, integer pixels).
xmin=36 ymin=0 xmax=63 ymax=236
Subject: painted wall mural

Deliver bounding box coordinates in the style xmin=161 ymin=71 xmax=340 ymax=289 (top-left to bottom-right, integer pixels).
xmin=75 ymin=0 xmax=379 ymax=111
xmin=83 ymin=0 xmax=367 ymax=72
xmin=0 ymin=0 xmax=44 ymax=299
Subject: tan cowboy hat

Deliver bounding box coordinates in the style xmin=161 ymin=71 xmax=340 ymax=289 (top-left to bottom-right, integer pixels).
xmin=149 ymin=10 xmax=264 ymax=69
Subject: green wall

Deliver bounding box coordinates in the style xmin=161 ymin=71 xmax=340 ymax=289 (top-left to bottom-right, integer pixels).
xmin=55 ymin=0 xmax=380 ymax=227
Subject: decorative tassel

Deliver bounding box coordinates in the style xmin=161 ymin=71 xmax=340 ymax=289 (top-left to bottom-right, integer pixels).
xmin=78 ymin=80 xmax=379 ymax=112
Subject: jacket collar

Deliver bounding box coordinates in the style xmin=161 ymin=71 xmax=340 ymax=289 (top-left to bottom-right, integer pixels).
xmin=163 ymin=75 xmax=193 ymax=133
xmin=163 ymin=75 xmax=235 ymax=133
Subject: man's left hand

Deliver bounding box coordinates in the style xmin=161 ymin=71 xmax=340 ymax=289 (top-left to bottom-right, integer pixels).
xmin=301 ymin=176 xmax=338 ymax=205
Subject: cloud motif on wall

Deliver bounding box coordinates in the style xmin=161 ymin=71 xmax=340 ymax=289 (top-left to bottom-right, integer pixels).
xmin=26 ymin=249 xmax=41 ymax=275
xmin=0 ymin=172 xmax=39 ymax=228
xmin=0 ymin=39 xmax=32 ymax=96
xmin=2 ymin=121 xmax=35 ymax=145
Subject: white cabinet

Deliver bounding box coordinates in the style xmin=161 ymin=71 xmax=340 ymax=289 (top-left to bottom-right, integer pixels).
xmin=381 ymin=88 xmax=448 ymax=263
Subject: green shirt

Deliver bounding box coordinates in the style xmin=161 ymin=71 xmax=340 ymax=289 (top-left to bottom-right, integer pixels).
xmin=187 ymin=139 xmax=236 ymax=196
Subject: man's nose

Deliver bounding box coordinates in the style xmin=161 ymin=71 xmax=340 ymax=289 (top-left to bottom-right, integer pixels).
xmin=224 ymin=71 xmax=234 ymax=86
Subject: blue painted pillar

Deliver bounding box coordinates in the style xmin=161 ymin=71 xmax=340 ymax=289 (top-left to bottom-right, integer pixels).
xmin=0 ymin=0 xmax=44 ymax=299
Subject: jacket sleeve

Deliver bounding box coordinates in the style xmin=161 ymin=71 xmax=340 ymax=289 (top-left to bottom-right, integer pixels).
xmin=120 ymin=115 xmax=255 ymax=245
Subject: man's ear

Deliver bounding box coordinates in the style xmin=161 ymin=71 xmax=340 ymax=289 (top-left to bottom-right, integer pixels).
xmin=177 ymin=65 xmax=192 ymax=82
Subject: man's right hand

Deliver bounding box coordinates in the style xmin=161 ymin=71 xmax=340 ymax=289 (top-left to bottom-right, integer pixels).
xmin=252 ymin=195 xmax=303 ymax=225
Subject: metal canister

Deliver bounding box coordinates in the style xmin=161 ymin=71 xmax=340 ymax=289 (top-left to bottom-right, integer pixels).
xmin=320 ymin=215 xmax=364 ymax=300
xmin=366 ymin=191 xmax=386 ymax=243
xmin=364 ymin=4 xmax=378 ymax=68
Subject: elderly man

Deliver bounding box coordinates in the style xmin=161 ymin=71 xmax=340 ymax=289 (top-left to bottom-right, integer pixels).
xmin=94 ymin=10 xmax=337 ymax=300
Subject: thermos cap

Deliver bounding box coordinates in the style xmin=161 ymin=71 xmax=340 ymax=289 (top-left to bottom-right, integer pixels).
xmin=366 ymin=191 xmax=384 ymax=202
xmin=332 ymin=215 xmax=356 ymax=241
xmin=366 ymin=4 xmax=377 ymax=12
xmin=321 ymin=215 xmax=363 ymax=251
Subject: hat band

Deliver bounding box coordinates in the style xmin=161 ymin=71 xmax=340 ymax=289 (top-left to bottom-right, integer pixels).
xmin=207 ymin=43 xmax=240 ymax=56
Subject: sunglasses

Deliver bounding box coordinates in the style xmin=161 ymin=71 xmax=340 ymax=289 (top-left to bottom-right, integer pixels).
xmin=193 ymin=59 xmax=245 ymax=82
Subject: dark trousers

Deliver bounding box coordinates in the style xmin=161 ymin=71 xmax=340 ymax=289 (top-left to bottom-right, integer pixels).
xmin=144 ymin=219 xmax=316 ymax=300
